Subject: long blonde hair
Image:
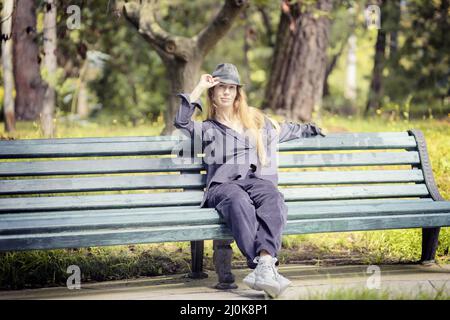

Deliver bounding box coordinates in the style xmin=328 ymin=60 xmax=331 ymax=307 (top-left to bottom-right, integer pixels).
xmin=206 ymin=86 xmax=281 ymax=167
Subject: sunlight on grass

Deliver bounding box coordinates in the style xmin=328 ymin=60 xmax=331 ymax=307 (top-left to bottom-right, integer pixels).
xmin=297 ymin=286 xmax=450 ymax=300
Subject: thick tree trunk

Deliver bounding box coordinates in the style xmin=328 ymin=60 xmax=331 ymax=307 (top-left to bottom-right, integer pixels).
xmin=41 ymin=0 xmax=58 ymax=137
xmin=2 ymin=0 xmax=15 ymax=132
xmin=162 ymin=57 xmax=203 ymax=135
xmin=118 ymin=0 xmax=249 ymax=135
xmin=263 ymin=0 xmax=333 ymax=122
xmin=12 ymin=0 xmax=46 ymax=121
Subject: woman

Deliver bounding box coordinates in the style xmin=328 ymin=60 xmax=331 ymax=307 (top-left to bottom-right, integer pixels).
xmin=174 ymin=63 xmax=326 ymax=298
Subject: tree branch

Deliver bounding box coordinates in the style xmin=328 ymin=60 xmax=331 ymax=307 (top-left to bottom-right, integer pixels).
xmin=120 ymin=0 xmax=193 ymax=62
xmin=196 ymin=0 xmax=249 ymax=55
xmin=256 ymin=4 xmax=274 ymax=47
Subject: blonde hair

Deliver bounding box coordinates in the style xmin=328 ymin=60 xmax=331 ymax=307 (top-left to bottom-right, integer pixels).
xmin=206 ymin=86 xmax=281 ymax=167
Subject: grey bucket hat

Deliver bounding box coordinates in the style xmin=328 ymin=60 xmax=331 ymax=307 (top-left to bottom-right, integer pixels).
xmin=211 ymin=63 xmax=243 ymax=86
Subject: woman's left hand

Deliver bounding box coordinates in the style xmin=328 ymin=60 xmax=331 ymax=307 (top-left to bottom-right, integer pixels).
xmin=310 ymin=122 xmax=327 ymax=137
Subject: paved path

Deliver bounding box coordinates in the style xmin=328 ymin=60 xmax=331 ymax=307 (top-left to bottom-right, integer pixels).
xmin=1 ymin=264 xmax=449 ymax=300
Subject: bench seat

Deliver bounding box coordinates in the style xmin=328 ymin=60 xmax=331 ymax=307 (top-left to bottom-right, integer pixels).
xmin=0 ymin=198 xmax=449 ymax=251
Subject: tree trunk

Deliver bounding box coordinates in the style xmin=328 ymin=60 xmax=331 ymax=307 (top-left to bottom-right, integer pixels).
xmin=41 ymin=0 xmax=58 ymax=137
xmin=263 ymin=0 xmax=333 ymax=122
xmin=12 ymin=0 xmax=46 ymax=121
xmin=365 ymin=0 xmax=388 ymax=116
xmin=2 ymin=0 xmax=15 ymax=132
xmin=242 ymin=10 xmax=252 ymax=91
xmin=388 ymin=1 xmax=401 ymax=67
xmin=364 ymin=28 xmax=385 ymax=116
xmin=163 ymin=58 xmax=204 ymax=134
xmin=77 ymin=82 xmax=89 ymax=119
xmin=323 ymin=34 xmax=347 ymax=98
xmin=118 ymin=0 xmax=249 ymax=135
xmin=345 ymin=33 xmax=357 ymax=103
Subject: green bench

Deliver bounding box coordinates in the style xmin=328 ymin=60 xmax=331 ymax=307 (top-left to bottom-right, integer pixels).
xmin=0 ymin=129 xmax=449 ymax=289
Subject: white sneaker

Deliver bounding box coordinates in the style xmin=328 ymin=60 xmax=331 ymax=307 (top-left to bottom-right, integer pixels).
xmin=243 ymin=268 xmax=291 ymax=293
xmin=275 ymin=272 xmax=292 ymax=295
xmin=242 ymin=270 xmax=262 ymax=291
xmin=243 ymin=257 xmax=292 ymax=296
xmin=254 ymin=255 xmax=280 ymax=298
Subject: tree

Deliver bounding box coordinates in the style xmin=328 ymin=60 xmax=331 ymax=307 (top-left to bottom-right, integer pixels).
xmin=1 ymin=0 xmax=15 ymax=132
xmin=262 ymin=0 xmax=334 ymax=122
xmin=391 ymin=0 xmax=449 ymax=112
xmin=12 ymin=0 xmax=46 ymax=121
xmin=364 ymin=0 xmax=387 ymax=116
xmin=41 ymin=0 xmax=58 ymax=137
xmin=115 ymin=0 xmax=249 ymax=134
xmin=322 ymin=1 xmax=357 ymax=99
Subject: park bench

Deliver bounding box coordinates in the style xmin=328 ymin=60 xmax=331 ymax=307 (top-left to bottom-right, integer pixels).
xmin=0 ymin=129 xmax=449 ymax=289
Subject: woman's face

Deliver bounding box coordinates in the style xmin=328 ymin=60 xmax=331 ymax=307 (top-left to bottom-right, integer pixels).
xmin=213 ymin=82 xmax=237 ymax=108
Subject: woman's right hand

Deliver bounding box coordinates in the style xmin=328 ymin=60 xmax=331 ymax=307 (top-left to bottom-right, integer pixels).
xmin=198 ymin=74 xmax=221 ymax=90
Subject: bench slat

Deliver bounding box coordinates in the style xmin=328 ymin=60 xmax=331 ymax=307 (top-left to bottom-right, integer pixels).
xmin=279 ymin=170 xmax=424 ymax=184
xmin=0 ymin=136 xmax=417 ymax=159
xmin=0 ymin=199 xmax=435 ymax=220
xmin=2 ymin=201 xmax=449 ymax=235
xmin=279 ymin=151 xmax=420 ymax=167
xmin=0 ymin=132 xmax=410 ymax=146
xmin=281 ymin=184 xmax=430 ymax=200
xmin=0 ymin=141 xmax=181 ymax=158
xmin=0 ymin=169 xmax=424 ymax=195
xmin=0 ymin=212 xmax=448 ymax=251
xmin=0 ymin=152 xmax=420 ymax=176
xmin=279 ymin=136 xmax=417 ymax=151
xmin=0 ymin=184 xmax=431 ymax=212
xmin=0 ymin=157 xmax=203 ymax=176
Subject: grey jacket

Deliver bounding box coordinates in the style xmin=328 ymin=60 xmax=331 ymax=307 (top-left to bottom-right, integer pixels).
xmin=174 ymin=93 xmax=325 ymax=208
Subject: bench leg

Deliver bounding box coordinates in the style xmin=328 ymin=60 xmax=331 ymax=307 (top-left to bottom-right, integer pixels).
xmin=213 ymin=239 xmax=237 ymax=290
xmin=188 ymin=240 xmax=208 ymax=279
xmin=421 ymin=227 xmax=441 ymax=265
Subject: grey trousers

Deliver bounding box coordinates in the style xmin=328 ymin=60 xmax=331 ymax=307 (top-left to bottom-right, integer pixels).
xmin=206 ymin=170 xmax=288 ymax=269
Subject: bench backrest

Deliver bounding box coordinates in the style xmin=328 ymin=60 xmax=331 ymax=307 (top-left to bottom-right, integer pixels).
xmin=0 ymin=130 xmax=436 ymax=214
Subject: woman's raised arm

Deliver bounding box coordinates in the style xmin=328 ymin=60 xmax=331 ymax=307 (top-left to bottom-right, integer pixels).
xmin=173 ymin=74 xmax=220 ymax=138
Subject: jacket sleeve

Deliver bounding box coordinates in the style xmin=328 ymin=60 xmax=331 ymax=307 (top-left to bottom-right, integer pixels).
xmin=278 ymin=121 xmax=326 ymax=143
xmin=174 ymin=93 xmax=204 ymax=139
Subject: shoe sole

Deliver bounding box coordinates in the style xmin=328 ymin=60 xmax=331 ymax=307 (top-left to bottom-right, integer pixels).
xmin=243 ymin=278 xmax=263 ymax=291
xmin=278 ymin=282 xmax=291 ymax=295
xmin=257 ymin=281 xmax=280 ymax=298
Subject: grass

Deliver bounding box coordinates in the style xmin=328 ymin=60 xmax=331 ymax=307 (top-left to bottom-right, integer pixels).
xmin=295 ymin=286 xmax=450 ymax=300
xmin=0 ymin=243 xmax=193 ymax=290
xmin=0 ymin=113 xmax=449 ymax=290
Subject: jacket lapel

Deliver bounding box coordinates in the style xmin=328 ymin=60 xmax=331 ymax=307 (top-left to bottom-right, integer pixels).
xmin=209 ymin=119 xmax=253 ymax=148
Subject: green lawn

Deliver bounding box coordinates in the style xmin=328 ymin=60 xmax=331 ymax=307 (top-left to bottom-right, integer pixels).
xmin=294 ymin=287 xmax=450 ymax=300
